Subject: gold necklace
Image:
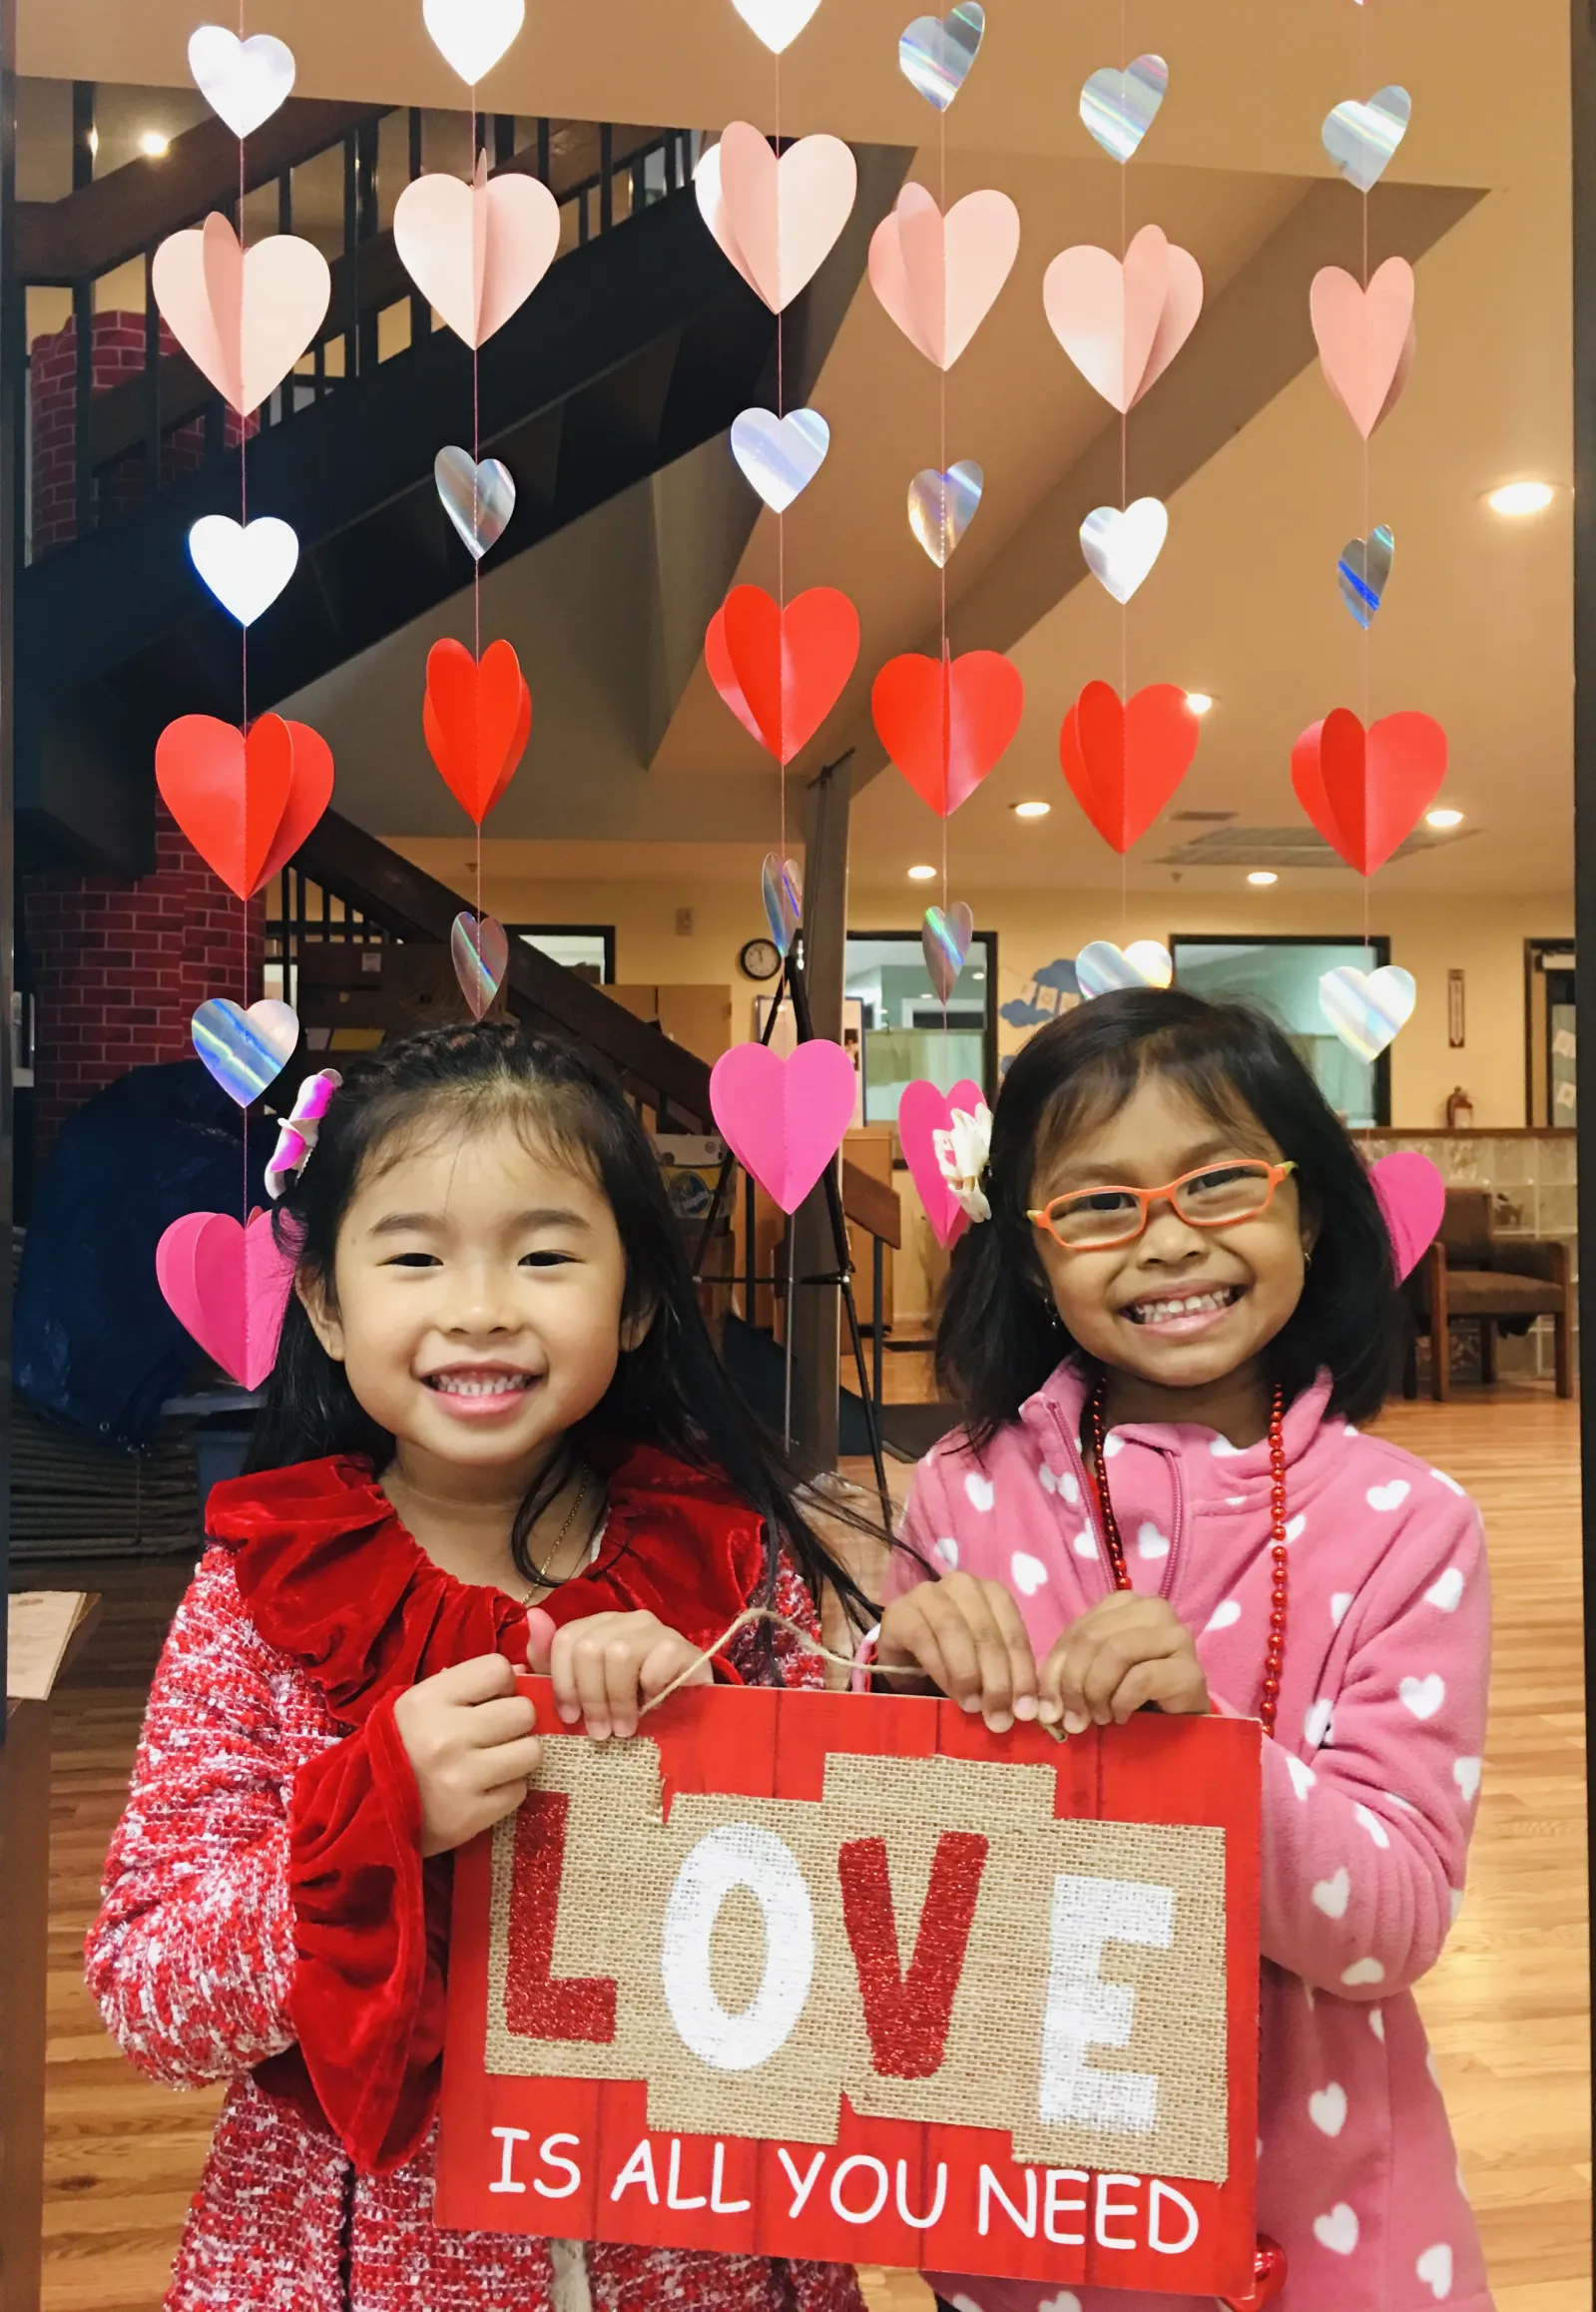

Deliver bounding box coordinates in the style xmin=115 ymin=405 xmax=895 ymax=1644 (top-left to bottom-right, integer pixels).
xmin=518 ymin=1466 xmax=593 ymax=1604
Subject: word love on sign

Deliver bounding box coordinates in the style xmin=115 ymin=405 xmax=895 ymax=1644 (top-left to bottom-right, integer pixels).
xmin=437 ymin=1686 xmax=1261 ymax=2298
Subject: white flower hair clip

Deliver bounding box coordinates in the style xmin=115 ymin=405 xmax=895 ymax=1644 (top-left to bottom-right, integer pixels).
xmin=266 ymin=1069 xmax=342 ymax=1200
xmin=932 ymin=1099 xmax=993 ymax=1223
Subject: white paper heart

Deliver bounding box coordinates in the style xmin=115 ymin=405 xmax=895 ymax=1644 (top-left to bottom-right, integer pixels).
xmin=907 ymin=459 xmax=983 ymax=566
xmin=731 ymin=0 xmax=823 ymax=52
xmin=730 ymin=407 xmax=829 ymax=511
xmin=899 ymin=3 xmax=985 ymax=110
xmin=451 ymin=911 xmax=510 ymax=1019
xmin=1075 ymin=939 xmax=1174 ymax=999
xmin=1319 ymin=963 xmax=1416 ymax=1061
xmin=423 ymin=0 xmax=525 ymax=82
xmin=1079 ymin=496 xmax=1168 ymax=603
xmin=435 ymin=446 xmax=516 ymax=558
xmin=189 ymin=514 xmax=299 ymax=626
xmin=191 ymin=996 xmax=299 ymax=1104
xmin=922 ymin=902 xmax=974 ymax=1001
xmin=1322 ymin=86 xmax=1411 ymax=195
xmin=1080 ymin=54 xmax=1168 ymax=163
xmin=1338 ymin=523 xmax=1393 ymax=627
xmin=188 ymin=26 xmax=296 ymax=139
xmin=761 ymin=854 xmax=802 ymax=955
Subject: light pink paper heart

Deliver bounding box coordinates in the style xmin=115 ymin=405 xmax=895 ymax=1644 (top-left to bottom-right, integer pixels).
xmin=710 ymin=1040 xmax=857 ymax=1214
xmin=152 ymin=212 xmax=331 ymax=419
xmin=1310 ymin=257 xmax=1415 ymax=439
xmin=899 ymin=1077 xmax=983 ymax=1251
xmin=1369 ymin=1150 xmax=1444 ymax=1281
xmin=1042 ymin=223 xmax=1203 ymax=413
xmin=695 ymin=122 xmax=857 ymax=315
xmin=868 ymin=183 xmax=1020 ymax=370
xmin=394 ymin=159 xmax=560 ymax=349
xmin=155 ymin=1209 xmax=297 ymax=1389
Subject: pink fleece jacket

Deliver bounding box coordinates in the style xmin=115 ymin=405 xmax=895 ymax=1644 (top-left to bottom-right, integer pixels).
xmin=889 ymin=1362 xmax=1493 ymax=2312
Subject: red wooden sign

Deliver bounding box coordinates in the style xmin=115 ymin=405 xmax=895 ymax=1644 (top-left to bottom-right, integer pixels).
xmin=437 ymin=1682 xmax=1261 ymax=2298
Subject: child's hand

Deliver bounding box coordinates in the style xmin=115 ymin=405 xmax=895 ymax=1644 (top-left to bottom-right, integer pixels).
xmin=876 ymin=1573 xmax=1041 ymax=1733
xmin=392 ymin=1654 xmax=542 ymax=1859
xmin=1039 ymin=1594 xmax=1210 ymax=1733
xmin=531 ymin=1609 xmax=712 ymax=1739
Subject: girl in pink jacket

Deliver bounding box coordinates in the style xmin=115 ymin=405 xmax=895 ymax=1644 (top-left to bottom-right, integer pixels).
xmin=875 ymin=988 xmax=1492 ymax=2312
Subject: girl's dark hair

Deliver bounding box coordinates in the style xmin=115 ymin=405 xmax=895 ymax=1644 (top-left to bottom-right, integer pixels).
xmin=939 ymin=987 xmax=1400 ymax=1445
xmin=250 ymin=1020 xmax=876 ymax=1626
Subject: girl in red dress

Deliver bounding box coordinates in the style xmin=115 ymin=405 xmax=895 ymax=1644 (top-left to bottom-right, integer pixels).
xmin=88 ymin=1020 xmax=876 ymax=2312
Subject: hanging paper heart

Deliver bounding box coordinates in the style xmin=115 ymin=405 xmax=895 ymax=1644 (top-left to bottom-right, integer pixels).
xmin=1042 ymin=224 xmax=1204 ymax=413
xmin=423 ymin=638 xmax=531 ymax=824
xmin=152 ymin=213 xmax=330 ymax=420
xmin=187 ymin=26 xmax=296 ymax=138
xmin=868 ymin=184 xmax=1020 ymax=370
xmin=1058 ymin=682 xmax=1199 ymax=852
xmin=1219 ymin=2237 xmax=1289 ymax=2312
xmin=710 ymin=1040 xmax=858 ymax=1215
xmin=451 ymin=911 xmax=510 ymax=1019
xmin=705 ymin=584 xmax=860 ymax=765
xmin=1337 ymin=524 xmax=1393 ymax=628
xmin=1080 ymin=497 xmax=1168 ymax=603
xmin=696 ymin=124 xmax=857 ymax=315
xmin=1075 ymin=939 xmax=1174 ymax=999
xmin=189 ymin=514 xmax=299 ymax=626
xmin=761 ymin=854 xmax=803 ymax=955
xmin=155 ymin=1209 xmax=296 ymax=1390
xmin=395 ymin=159 xmax=559 ymax=349
xmin=1320 ymin=964 xmax=1416 ymax=1062
xmin=191 ymin=997 xmax=300 ymax=1105
xmin=1369 ymin=1150 xmax=1444 ymax=1282
xmin=1310 ymin=259 xmax=1415 ymax=439
xmin=922 ymin=903 xmax=974 ymax=1002
xmin=156 ymin=713 xmax=333 ymax=898
xmin=899 ymin=3 xmax=985 ymax=110
xmin=1322 ymin=87 xmax=1411 ymax=194
xmin=435 ymin=447 xmax=516 ymax=559
xmin=907 ymin=459 xmax=983 ymax=567
xmin=1080 ymin=54 xmax=1168 ymax=163
xmin=898 ymin=1076 xmax=984 ymax=1250
xmin=1291 ymin=707 xmax=1447 ymax=874
xmin=730 ymin=0 xmax=823 ymax=52
xmin=422 ymin=0 xmax=525 ymax=83
xmin=872 ymin=650 xmax=1024 ymax=818
xmin=730 ymin=407 xmax=830 ymax=512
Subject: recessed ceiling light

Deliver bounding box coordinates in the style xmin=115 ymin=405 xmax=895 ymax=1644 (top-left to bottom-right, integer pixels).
xmin=1486 ymin=480 xmax=1555 ymax=517
xmin=907 ymin=864 xmax=936 ymax=881
xmin=139 ymin=129 xmax=172 ymax=158
xmin=1247 ymin=869 xmax=1278 ymax=886
xmin=1185 ymin=692 xmax=1215 ymax=716
xmin=1425 ymin=807 xmax=1464 ymax=830
xmin=1012 ymin=799 xmax=1051 ymax=820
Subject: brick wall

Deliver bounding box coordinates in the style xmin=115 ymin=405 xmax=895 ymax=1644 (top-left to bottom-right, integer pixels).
xmin=24 ymin=806 xmax=264 ymax=1149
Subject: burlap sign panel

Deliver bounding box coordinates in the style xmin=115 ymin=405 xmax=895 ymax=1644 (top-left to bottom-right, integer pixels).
xmin=484 ymin=1735 xmax=1230 ymax=2185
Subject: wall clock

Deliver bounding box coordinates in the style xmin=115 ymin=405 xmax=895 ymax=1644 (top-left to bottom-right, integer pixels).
xmin=739 ymin=936 xmax=783 ymax=982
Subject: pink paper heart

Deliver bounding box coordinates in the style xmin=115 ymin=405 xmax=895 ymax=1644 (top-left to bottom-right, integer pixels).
xmin=1369 ymin=1151 xmax=1445 ymax=1282
xmin=152 ymin=212 xmax=331 ymax=419
xmin=394 ymin=161 xmax=560 ymax=349
xmin=696 ymin=122 xmax=857 ymax=314
xmin=1310 ymin=257 xmax=1415 ymax=439
xmin=1042 ymin=223 xmax=1203 ymax=413
xmin=710 ymin=1040 xmax=858 ymax=1215
xmin=156 ymin=1209 xmax=296 ymax=1390
xmin=898 ymin=1077 xmax=983 ymax=1251
xmin=868 ymin=183 xmax=1020 ymax=370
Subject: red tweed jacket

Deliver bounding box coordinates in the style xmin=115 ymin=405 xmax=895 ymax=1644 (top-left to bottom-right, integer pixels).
xmin=87 ymin=1448 xmax=864 ymax=2312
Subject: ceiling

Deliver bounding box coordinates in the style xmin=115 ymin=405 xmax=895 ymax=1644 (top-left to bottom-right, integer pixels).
xmin=25 ymin=0 xmax=1575 ymax=897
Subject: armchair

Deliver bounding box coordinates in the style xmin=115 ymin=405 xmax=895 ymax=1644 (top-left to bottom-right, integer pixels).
xmin=1402 ymin=1186 xmax=1573 ymax=1400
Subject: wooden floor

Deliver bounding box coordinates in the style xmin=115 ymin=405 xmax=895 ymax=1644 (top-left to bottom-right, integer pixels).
xmin=17 ymin=1386 xmax=1590 ymax=2312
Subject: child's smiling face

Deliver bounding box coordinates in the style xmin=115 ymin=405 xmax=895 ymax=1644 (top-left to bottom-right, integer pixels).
xmin=300 ymin=1113 xmax=641 ymax=1488
xmin=1029 ymin=1072 xmax=1314 ymax=1398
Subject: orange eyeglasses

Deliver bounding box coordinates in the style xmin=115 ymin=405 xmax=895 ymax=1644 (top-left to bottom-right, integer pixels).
xmin=1028 ymin=1158 xmax=1298 ymax=1252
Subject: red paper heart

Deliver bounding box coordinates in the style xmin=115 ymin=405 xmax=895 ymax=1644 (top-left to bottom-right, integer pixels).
xmin=156 ymin=712 xmax=333 ymax=898
xmin=870 ymin=649 xmax=1024 ymax=817
xmin=707 ymin=583 xmax=860 ymax=765
xmin=423 ymin=637 xmax=532 ymax=824
xmin=1058 ymin=679 xmax=1199 ymax=852
xmin=1220 ymin=2235 xmax=1288 ymax=2311
xmin=1291 ymin=706 xmax=1447 ymax=875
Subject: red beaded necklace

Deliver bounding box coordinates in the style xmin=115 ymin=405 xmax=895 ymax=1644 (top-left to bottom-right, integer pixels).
xmin=1083 ymin=1382 xmax=1290 ymax=1738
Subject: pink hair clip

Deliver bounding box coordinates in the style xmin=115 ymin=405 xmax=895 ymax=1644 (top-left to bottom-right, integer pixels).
xmin=265 ymin=1069 xmax=342 ymax=1201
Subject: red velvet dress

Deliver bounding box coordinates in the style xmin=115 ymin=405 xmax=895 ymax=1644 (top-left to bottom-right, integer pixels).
xmin=87 ymin=1448 xmax=865 ymax=2312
